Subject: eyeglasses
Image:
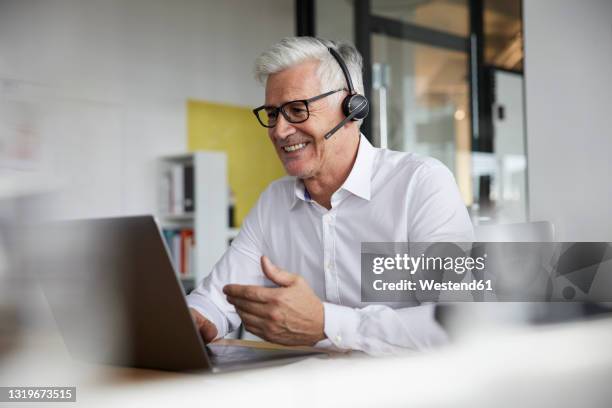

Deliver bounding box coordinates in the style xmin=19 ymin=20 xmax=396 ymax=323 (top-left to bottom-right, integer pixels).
xmin=253 ymin=89 xmax=343 ymax=128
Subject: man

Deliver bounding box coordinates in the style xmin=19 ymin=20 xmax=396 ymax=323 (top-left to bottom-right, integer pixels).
xmin=187 ymin=37 xmax=474 ymax=356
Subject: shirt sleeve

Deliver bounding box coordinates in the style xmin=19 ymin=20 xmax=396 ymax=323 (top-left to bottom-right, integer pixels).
xmin=407 ymin=160 xmax=475 ymax=242
xmin=319 ymin=303 xmax=448 ymax=355
xmin=185 ymin=188 xmax=269 ymax=339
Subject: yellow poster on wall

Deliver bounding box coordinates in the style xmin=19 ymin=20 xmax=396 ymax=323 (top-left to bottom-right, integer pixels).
xmin=187 ymin=100 xmax=285 ymax=227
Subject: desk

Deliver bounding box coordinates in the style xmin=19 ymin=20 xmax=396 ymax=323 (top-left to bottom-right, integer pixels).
xmin=2 ymin=317 xmax=612 ymax=407
xmin=211 ymin=338 xmax=340 ymax=354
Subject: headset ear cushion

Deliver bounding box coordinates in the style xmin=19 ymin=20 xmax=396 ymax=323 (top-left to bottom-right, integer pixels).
xmin=343 ymin=94 xmax=370 ymax=121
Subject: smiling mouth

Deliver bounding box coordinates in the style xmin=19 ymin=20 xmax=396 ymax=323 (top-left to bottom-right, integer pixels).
xmin=282 ymin=142 xmax=309 ymax=153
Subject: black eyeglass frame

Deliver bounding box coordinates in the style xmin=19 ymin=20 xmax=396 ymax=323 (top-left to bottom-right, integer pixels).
xmin=253 ymin=89 xmax=343 ymax=128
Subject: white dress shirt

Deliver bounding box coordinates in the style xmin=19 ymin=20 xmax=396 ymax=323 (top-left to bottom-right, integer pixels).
xmin=187 ymin=135 xmax=474 ymax=355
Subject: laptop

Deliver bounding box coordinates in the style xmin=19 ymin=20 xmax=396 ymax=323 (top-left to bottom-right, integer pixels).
xmin=33 ymin=215 xmax=325 ymax=372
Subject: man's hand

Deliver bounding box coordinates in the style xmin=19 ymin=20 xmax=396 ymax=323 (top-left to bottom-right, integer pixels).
xmin=223 ymin=256 xmax=325 ymax=346
xmin=189 ymin=308 xmax=218 ymax=344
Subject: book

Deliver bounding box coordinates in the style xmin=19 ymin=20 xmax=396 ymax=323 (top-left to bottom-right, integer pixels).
xmin=171 ymin=164 xmax=184 ymax=214
xmin=162 ymin=228 xmax=176 ymax=257
xmin=172 ymin=232 xmax=181 ymax=273
xmin=180 ymin=229 xmax=194 ymax=276
xmin=162 ymin=227 xmax=196 ymax=277
xmin=159 ymin=169 xmax=172 ymax=214
xmin=184 ymin=164 xmax=194 ymax=213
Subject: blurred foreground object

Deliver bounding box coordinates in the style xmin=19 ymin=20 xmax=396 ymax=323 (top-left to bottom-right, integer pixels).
xmin=0 ymin=174 xmax=42 ymax=361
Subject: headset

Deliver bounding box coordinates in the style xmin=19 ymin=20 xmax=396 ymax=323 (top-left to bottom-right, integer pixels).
xmin=324 ymin=46 xmax=370 ymax=140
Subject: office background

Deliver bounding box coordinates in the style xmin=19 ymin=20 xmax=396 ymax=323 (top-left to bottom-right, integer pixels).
xmin=1 ymin=0 xmax=610 ymax=243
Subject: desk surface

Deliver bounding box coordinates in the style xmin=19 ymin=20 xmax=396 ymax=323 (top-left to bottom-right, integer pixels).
xmin=2 ymin=317 xmax=612 ymax=408
xmin=211 ymin=338 xmax=337 ymax=354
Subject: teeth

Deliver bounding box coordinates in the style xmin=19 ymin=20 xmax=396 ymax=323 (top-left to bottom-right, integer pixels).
xmin=283 ymin=143 xmax=307 ymax=152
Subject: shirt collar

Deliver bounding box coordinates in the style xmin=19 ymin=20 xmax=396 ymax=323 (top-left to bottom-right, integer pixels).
xmin=290 ymin=134 xmax=376 ymax=209
xmin=340 ymin=134 xmax=375 ymax=201
xmin=291 ymin=177 xmax=311 ymax=208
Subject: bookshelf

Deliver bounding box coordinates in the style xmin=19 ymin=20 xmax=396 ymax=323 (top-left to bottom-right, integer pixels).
xmin=157 ymin=151 xmax=237 ymax=292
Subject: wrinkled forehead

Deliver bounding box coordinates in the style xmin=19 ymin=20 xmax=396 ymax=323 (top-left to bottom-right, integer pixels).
xmin=264 ymin=61 xmax=322 ymax=105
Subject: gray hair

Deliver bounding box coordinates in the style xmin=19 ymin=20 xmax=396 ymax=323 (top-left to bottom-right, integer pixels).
xmin=254 ymin=37 xmax=364 ymax=101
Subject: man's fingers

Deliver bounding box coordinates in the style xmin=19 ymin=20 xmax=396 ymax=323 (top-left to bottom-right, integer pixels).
xmin=189 ymin=308 xmax=218 ymax=343
xmin=236 ymin=309 xmax=267 ymax=336
xmin=242 ymin=322 xmax=264 ymax=338
xmin=227 ymin=296 xmax=270 ymax=318
xmin=199 ymin=320 xmax=218 ymax=343
xmin=261 ymin=255 xmax=296 ymax=287
xmin=223 ymin=283 xmax=276 ymax=302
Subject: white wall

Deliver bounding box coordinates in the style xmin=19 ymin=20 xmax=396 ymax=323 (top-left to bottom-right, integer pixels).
xmin=523 ymin=0 xmax=612 ymax=241
xmin=0 ymin=0 xmax=293 ymax=219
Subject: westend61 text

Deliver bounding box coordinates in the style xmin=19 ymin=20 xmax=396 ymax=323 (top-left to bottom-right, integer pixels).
xmin=373 ymin=279 xmax=493 ymax=291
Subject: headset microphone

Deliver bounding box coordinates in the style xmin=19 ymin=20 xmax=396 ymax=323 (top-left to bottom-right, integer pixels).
xmin=323 ymin=46 xmax=369 ymax=141
xmin=324 ymin=98 xmax=368 ymax=140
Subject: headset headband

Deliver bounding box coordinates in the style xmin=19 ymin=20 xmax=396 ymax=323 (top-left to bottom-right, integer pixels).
xmin=328 ymin=47 xmax=355 ymax=95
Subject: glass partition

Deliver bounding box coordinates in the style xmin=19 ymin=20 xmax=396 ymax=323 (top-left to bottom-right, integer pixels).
xmin=315 ymin=0 xmax=528 ymax=224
